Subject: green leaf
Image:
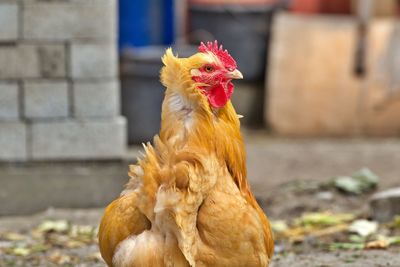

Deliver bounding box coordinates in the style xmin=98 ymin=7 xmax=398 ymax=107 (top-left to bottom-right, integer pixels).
xmin=388 ymin=236 xmax=400 ymax=245
xmin=352 ymin=168 xmax=379 ymax=191
xmin=333 ymin=176 xmax=362 ymax=194
xmin=37 ymin=220 xmax=69 ymax=233
xmin=333 ymin=168 xmax=379 ymax=194
xmin=10 ymin=247 xmax=31 ymax=256
xmin=295 ymin=212 xmax=355 ymax=227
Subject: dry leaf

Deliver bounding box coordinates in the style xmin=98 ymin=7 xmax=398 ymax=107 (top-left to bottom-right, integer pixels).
xmin=271 ymin=220 xmax=289 ymax=233
xmin=365 ymin=239 xmax=389 ymax=249
xmin=65 ymin=240 xmax=86 ymax=249
xmin=348 ymin=220 xmax=378 ymax=237
xmin=87 ymin=252 xmax=104 ymax=262
xmin=48 ymin=251 xmax=72 ymax=265
xmin=37 ymin=220 xmax=69 ymax=233
xmin=2 ymin=232 xmax=27 ymax=241
xmin=10 ymin=247 xmax=31 ymax=256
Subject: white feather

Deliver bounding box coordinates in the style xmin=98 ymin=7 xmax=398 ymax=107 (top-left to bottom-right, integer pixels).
xmin=154 ymin=187 xmax=181 ymax=213
xmin=112 ymin=231 xmax=164 ymax=267
xmin=168 ymin=92 xmax=194 ymax=130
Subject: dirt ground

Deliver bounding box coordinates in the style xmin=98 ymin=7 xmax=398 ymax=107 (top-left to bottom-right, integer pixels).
xmin=1 ymin=135 xmax=400 ymax=266
xmin=271 ymin=250 xmax=400 ymax=267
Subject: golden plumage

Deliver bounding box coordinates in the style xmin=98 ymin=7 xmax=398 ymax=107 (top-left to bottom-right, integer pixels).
xmin=98 ymin=48 xmax=274 ymax=267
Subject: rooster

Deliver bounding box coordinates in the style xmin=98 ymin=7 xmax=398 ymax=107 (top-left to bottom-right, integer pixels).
xmin=99 ymin=41 xmax=274 ymax=267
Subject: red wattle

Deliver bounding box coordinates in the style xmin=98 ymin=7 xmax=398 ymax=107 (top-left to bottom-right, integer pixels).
xmin=207 ymin=82 xmax=234 ymax=108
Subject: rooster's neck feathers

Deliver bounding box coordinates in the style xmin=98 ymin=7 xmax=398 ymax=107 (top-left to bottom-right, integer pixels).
xmin=158 ymin=48 xmax=252 ymax=199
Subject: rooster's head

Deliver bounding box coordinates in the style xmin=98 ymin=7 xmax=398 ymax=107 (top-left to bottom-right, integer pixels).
xmin=190 ymin=41 xmax=243 ymax=109
xmin=161 ymin=40 xmax=243 ymax=111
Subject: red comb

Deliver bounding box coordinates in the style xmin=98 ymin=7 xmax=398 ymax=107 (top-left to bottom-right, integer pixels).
xmin=198 ymin=40 xmax=237 ymax=70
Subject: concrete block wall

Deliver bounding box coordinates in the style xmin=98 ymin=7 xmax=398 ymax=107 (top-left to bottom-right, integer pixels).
xmin=0 ymin=0 xmax=126 ymax=161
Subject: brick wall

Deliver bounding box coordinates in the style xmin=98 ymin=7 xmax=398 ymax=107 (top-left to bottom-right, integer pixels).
xmin=0 ymin=0 xmax=126 ymax=161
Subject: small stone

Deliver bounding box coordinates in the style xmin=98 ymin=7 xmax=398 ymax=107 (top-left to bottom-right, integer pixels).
xmin=315 ymin=191 xmax=334 ymax=201
xmin=370 ymin=187 xmax=400 ymax=222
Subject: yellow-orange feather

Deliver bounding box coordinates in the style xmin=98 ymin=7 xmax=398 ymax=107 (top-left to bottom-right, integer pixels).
xmin=98 ymin=48 xmax=274 ymax=266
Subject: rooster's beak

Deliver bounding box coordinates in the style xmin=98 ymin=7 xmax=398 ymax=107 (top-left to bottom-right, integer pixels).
xmin=228 ymin=69 xmax=243 ymax=79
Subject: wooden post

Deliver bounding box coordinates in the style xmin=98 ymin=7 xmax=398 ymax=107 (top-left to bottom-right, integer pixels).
xmin=354 ymin=0 xmax=373 ymax=77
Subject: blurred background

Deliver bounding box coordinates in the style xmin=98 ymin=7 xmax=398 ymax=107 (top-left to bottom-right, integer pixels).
xmin=0 ymin=0 xmax=400 ymax=266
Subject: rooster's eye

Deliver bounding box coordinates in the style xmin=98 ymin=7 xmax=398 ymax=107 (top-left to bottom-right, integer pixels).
xmin=205 ymin=66 xmax=214 ymax=73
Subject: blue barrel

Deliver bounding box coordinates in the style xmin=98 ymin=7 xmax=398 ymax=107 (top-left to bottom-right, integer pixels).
xmin=118 ymin=0 xmax=174 ymax=49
